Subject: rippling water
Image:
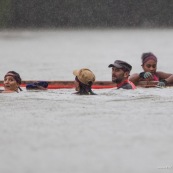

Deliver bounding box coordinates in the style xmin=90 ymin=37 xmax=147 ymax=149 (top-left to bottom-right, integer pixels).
xmin=1 ymin=29 xmax=173 ymax=173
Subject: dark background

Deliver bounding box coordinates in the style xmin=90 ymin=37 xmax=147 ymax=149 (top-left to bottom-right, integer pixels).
xmin=1 ymin=0 xmax=173 ymax=28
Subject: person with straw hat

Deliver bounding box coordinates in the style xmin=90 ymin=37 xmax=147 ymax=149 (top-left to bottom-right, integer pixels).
xmin=73 ymin=68 xmax=96 ymax=95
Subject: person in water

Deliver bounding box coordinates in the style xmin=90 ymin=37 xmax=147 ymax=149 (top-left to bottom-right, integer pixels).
xmin=73 ymin=68 xmax=96 ymax=95
xmin=129 ymin=52 xmax=173 ymax=87
xmin=26 ymin=81 xmax=48 ymax=90
xmin=108 ymin=60 xmax=136 ymax=89
xmin=0 ymin=71 xmax=22 ymax=93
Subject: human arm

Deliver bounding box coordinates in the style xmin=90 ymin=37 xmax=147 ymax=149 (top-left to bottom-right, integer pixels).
xmin=129 ymin=73 xmax=141 ymax=85
xmin=156 ymin=71 xmax=173 ymax=87
xmin=129 ymin=72 xmax=153 ymax=84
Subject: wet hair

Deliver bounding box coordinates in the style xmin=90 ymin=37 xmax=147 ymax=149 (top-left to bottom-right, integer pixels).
xmin=4 ymin=71 xmax=22 ymax=91
xmin=75 ymin=77 xmax=94 ymax=95
xmin=141 ymin=52 xmax=157 ymax=65
xmin=5 ymin=71 xmax=22 ymax=84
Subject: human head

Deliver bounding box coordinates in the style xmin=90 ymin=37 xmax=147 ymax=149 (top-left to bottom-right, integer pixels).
xmin=4 ymin=71 xmax=22 ymax=92
xmin=141 ymin=52 xmax=157 ymax=73
xmin=109 ymin=60 xmax=132 ymax=72
xmin=108 ymin=60 xmax=132 ymax=83
xmin=73 ymin=68 xmax=95 ymax=91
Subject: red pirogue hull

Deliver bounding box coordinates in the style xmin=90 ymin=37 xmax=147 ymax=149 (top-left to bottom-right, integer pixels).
xmin=0 ymin=80 xmax=172 ymax=89
xmin=0 ymin=81 xmax=116 ymax=89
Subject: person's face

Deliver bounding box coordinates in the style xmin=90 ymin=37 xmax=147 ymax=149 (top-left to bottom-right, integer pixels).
xmin=111 ymin=67 xmax=129 ymax=83
xmin=4 ymin=75 xmax=19 ymax=91
xmin=142 ymin=60 xmax=157 ymax=74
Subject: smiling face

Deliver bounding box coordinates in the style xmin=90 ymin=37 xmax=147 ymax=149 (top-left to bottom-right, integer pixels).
xmin=111 ymin=67 xmax=129 ymax=83
xmin=142 ymin=59 xmax=157 ymax=74
xmin=4 ymin=75 xmax=19 ymax=92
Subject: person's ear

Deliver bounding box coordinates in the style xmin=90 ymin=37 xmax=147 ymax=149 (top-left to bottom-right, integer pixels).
xmin=124 ymin=71 xmax=129 ymax=78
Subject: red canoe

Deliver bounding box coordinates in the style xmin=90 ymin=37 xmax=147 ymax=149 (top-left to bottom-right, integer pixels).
xmin=0 ymin=80 xmax=172 ymax=89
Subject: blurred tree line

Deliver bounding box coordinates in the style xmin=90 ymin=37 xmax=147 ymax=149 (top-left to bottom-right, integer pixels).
xmin=0 ymin=0 xmax=11 ymax=27
xmin=1 ymin=0 xmax=173 ymax=28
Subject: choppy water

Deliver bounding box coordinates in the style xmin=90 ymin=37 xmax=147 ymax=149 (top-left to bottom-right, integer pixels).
xmin=1 ymin=29 xmax=173 ymax=173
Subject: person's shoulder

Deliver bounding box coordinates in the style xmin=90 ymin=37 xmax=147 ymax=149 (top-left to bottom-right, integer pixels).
xmin=156 ymin=71 xmax=173 ymax=79
xmin=156 ymin=71 xmax=164 ymax=75
xmin=130 ymin=73 xmax=139 ymax=76
xmin=129 ymin=73 xmax=139 ymax=78
xmin=129 ymin=73 xmax=140 ymax=84
xmin=156 ymin=71 xmax=173 ymax=75
xmin=119 ymin=83 xmax=133 ymax=89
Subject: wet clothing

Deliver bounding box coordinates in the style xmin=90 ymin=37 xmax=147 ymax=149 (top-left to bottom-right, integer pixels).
xmin=26 ymin=81 xmax=48 ymax=90
xmin=117 ymin=80 xmax=136 ymax=89
xmin=152 ymin=74 xmax=159 ymax=81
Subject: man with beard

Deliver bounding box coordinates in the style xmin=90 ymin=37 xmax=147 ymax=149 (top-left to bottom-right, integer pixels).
xmin=108 ymin=60 xmax=136 ymax=89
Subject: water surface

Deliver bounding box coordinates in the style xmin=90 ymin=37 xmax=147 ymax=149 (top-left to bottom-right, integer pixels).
xmin=0 ymin=29 xmax=173 ymax=173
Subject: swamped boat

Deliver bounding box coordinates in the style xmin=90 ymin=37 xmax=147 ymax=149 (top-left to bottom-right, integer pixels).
xmin=1 ymin=80 xmax=173 ymax=89
xmin=0 ymin=80 xmax=115 ymax=89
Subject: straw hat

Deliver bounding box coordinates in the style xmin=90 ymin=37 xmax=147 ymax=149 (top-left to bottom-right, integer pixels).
xmin=73 ymin=68 xmax=95 ymax=85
